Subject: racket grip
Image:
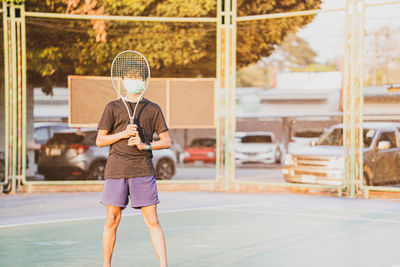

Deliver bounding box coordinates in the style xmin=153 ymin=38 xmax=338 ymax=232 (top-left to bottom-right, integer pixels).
xmin=127 ymin=136 xmax=137 ymax=147
xmin=128 ymin=136 xmax=134 ymax=147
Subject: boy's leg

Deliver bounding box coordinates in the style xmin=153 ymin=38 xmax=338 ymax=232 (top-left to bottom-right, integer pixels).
xmin=101 ymin=178 xmax=129 ymax=266
xmin=103 ymin=205 xmax=122 ymax=267
xmin=141 ymin=204 xmax=168 ymax=267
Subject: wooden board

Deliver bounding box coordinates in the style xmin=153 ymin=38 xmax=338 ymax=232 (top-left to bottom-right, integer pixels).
xmin=170 ymin=79 xmax=215 ymax=128
xmin=68 ymin=76 xmax=215 ymax=128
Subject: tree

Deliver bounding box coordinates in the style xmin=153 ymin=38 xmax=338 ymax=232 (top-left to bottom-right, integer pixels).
xmin=25 ymin=0 xmax=321 ymax=93
xmin=364 ymin=26 xmax=400 ymax=86
xmin=260 ymin=33 xmax=317 ymax=72
xmin=237 ymin=33 xmax=325 ymax=88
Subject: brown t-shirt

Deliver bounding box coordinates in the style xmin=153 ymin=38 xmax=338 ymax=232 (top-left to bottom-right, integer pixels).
xmin=97 ymin=98 xmax=168 ymax=179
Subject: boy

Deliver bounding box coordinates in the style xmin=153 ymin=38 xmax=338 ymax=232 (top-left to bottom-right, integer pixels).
xmin=96 ymin=65 xmax=169 ymax=267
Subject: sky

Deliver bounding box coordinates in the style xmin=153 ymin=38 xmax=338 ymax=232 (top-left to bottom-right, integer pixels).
xmin=295 ymin=0 xmax=400 ymax=63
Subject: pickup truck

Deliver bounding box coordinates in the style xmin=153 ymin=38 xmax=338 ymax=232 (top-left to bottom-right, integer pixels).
xmin=283 ymin=122 xmax=400 ymax=186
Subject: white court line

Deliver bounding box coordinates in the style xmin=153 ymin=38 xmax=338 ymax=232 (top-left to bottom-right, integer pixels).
xmin=219 ymin=208 xmax=400 ymax=225
xmin=257 ymin=203 xmax=400 ymax=216
xmin=0 ymin=203 xmax=260 ymax=229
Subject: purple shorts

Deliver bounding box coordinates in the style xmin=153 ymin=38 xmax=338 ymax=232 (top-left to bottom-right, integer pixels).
xmin=101 ymin=175 xmax=160 ymax=209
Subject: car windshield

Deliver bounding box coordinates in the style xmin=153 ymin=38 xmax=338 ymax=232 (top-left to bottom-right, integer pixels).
xmin=241 ymin=135 xmax=272 ymax=143
xmin=294 ymin=130 xmax=323 ymax=138
xmin=47 ymin=133 xmax=84 ymax=145
xmin=317 ymin=128 xmax=376 ymax=148
xmin=190 ymin=139 xmax=216 ymax=147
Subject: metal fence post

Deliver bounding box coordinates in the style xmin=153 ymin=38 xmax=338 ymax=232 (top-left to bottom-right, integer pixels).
xmin=358 ymin=0 xmax=365 ymax=197
xmin=216 ymin=0 xmax=222 ymax=186
xmin=220 ymin=0 xmax=236 ymax=190
xmin=217 ymin=0 xmax=236 ymax=190
xmin=2 ymin=2 xmax=10 ymax=189
xmin=10 ymin=2 xmax=18 ymax=193
xmin=344 ymin=0 xmax=364 ymax=198
xmin=2 ymin=0 xmax=26 ymax=193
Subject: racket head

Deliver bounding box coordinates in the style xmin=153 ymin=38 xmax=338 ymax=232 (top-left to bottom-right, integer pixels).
xmin=111 ymin=50 xmax=150 ymax=102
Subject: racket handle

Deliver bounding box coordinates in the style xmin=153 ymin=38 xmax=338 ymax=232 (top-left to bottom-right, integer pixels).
xmin=127 ymin=136 xmax=134 ymax=147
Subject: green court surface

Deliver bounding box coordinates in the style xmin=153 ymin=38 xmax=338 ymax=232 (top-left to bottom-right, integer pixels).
xmin=1 ymin=192 xmax=400 ymax=267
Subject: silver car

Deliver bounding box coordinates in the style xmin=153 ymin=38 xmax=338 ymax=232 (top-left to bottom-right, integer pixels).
xmin=38 ymin=129 xmax=176 ymax=180
xmin=33 ymin=122 xmax=70 ymax=163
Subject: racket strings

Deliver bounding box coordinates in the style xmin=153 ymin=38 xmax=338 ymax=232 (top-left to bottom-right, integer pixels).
xmin=112 ymin=53 xmax=149 ymax=97
xmin=111 ymin=50 xmax=151 ymax=124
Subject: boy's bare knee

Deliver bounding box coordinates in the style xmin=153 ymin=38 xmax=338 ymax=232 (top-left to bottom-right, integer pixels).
xmin=105 ymin=213 xmax=120 ymax=228
xmin=144 ymin=217 xmax=159 ymax=227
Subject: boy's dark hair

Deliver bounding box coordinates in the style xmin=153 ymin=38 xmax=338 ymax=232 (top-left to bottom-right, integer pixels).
xmin=121 ymin=61 xmax=149 ymax=81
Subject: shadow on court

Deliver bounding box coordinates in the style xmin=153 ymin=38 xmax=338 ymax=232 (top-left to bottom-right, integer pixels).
xmin=1 ymin=191 xmax=400 ymax=267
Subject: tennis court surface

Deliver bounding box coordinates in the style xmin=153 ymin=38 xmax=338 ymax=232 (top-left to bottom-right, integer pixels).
xmin=1 ymin=191 xmax=400 ymax=267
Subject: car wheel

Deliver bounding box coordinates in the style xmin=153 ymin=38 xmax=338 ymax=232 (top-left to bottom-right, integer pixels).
xmin=156 ymin=158 xmax=174 ymax=180
xmin=44 ymin=172 xmax=60 ymax=180
xmin=275 ymin=148 xmax=281 ymax=164
xmin=363 ymin=171 xmax=373 ymax=186
xmin=2 ymin=181 xmax=13 ymax=194
xmin=89 ymin=161 xmax=106 ymax=180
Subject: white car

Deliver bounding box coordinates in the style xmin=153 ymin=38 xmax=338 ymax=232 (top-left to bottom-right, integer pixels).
xmin=287 ymin=129 xmax=324 ymax=154
xmin=235 ymin=131 xmax=282 ymax=164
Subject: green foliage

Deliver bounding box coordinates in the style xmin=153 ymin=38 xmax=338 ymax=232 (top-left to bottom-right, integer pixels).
xmin=236 ymin=63 xmax=269 ymax=88
xmin=25 ymin=0 xmax=321 ymax=93
xmin=2 ymin=0 xmax=25 ymax=4
xmin=237 ymin=33 xmax=323 ymax=88
xmin=280 ymin=34 xmax=317 ymax=67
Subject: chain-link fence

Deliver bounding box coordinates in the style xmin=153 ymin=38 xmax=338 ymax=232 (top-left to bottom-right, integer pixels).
xmin=359 ymin=1 xmax=400 ymax=195
xmin=2 ymin=0 xmax=400 ymax=196
xmin=21 ymin=4 xmax=219 ymax=186
xmin=26 ymin=17 xmax=217 ymax=83
xmin=233 ymin=0 xmax=400 ymax=197
xmin=234 ymin=4 xmax=347 ymax=194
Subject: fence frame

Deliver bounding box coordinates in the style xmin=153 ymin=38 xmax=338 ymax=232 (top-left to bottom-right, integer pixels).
xmin=233 ymin=3 xmax=349 ymax=195
xmin=358 ymin=0 xmax=400 ymax=198
xmin=2 ymin=0 xmax=400 ymax=197
xmin=2 ymin=1 xmax=222 ymax=193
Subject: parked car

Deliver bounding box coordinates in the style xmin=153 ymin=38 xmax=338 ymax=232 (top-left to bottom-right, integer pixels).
xmin=235 ymin=132 xmax=246 ymax=143
xmin=283 ymin=122 xmax=400 ymax=186
xmin=235 ymin=131 xmax=282 ymax=164
xmin=0 ymin=151 xmax=13 ymax=194
xmin=287 ymin=129 xmax=324 ymax=154
xmin=153 ymin=132 xmax=182 ymax=163
xmin=183 ymin=137 xmax=216 ymax=164
xmin=38 ymin=129 xmax=176 ymax=180
xmin=33 ymin=122 xmax=70 ymax=163
xmin=0 ymin=151 xmax=4 ymax=182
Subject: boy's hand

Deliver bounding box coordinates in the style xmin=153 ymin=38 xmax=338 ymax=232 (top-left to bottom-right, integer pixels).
xmin=127 ymin=135 xmax=145 ymax=149
xmin=121 ymin=124 xmax=137 ymax=139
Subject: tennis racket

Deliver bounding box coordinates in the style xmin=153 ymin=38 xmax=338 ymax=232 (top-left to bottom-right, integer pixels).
xmin=111 ymin=50 xmax=150 ymax=146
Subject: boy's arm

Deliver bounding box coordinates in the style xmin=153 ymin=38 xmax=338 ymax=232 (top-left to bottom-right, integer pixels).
xmin=149 ymin=131 xmax=171 ymax=150
xmin=96 ymin=125 xmax=137 ymax=148
xmin=129 ymin=131 xmax=171 ymax=150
